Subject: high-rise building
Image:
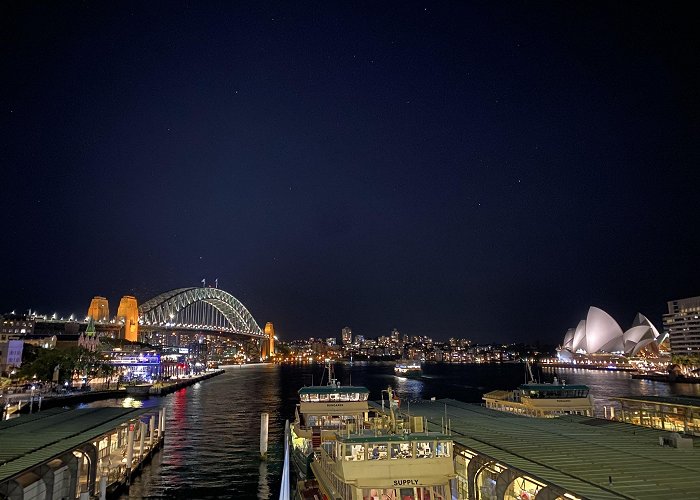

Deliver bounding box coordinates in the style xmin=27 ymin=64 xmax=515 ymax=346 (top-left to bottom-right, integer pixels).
xmin=391 ymin=328 xmax=400 ymax=343
xmin=663 ymin=296 xmax=700 ymax=355
xmin=341 ymin=326 xmax=352 ymax=345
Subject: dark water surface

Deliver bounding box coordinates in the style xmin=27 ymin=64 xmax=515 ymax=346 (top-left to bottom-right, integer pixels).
xmin=92 ymin=362 xmax=700 ymax=499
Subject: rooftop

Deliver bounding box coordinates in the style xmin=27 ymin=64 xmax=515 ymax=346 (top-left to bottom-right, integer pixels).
xmin=0 ymin=407 xmax=152 ymax=483
xmin=299 ymin=385 xmax=369 ymax=395
xmin=373 ymin=399 xmax=700 ymax=499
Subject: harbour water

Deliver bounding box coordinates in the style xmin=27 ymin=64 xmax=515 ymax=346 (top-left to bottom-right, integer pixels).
xmin=87 ymin=362 xmax=700 ymax=499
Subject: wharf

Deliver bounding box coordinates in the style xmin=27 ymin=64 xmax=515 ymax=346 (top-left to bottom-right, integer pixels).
xmin=0 ymin=406 xmax=167 ymax=500
xmin=152 ymin=368 xmax=224 ymax=395
xmin=374 ymin=399 xmax=700 ymax=499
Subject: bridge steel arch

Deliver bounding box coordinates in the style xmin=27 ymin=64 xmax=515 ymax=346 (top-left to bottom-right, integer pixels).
xmin=138 ymin=287 xmax=264 ymax=338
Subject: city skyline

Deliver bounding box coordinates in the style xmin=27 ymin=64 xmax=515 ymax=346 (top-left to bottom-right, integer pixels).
xmin=2 ymin=2 xmax=698 ymax=343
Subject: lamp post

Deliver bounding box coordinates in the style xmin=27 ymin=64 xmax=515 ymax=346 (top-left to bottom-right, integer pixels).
xmin=29 ymin=385 xmax=35 ymax=413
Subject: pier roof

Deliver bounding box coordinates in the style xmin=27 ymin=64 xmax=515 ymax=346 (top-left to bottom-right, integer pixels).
xmin=0 ymin=407 xmax=152 ymax=483
xmin=372 ymin=399 xmax=700 ymax=500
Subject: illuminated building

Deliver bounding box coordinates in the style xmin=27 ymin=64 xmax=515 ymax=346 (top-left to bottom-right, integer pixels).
xmin=557 ymin=307 xmax=665 ymax=359
xmin=116 ymin=295 xmax=139 ymax=342
xmin=87 ymin=296 xmax=110 ymax=322
xmin=341 ymin=326 xmax=352 ymax=345
xmin=663 ymin=296 xmax=700 ymax=356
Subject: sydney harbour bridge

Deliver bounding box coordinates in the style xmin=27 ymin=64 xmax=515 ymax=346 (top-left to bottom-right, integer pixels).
xmin=86 ymin=286 xmax=274 ymax=358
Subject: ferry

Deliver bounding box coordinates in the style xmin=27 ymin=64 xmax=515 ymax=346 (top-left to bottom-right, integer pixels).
xmin=482 ymin=363 xmax=594 ymax=417
xmin=307 ymin=387 xmax=456 ymax=500
xmin=291 ymin=362 xmax=370 ymax=482
xmin=394 ymin=360 xmax=422 ymax=378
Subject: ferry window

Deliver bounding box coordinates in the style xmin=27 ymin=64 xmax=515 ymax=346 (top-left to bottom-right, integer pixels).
xmin=363 ymin=488 xmax=398 ymax=500
xmin=391 ymin=443 xmax=412 ymax=459
xmin=399 ymin=488 xmax=415 ymax=500
xmin=346 ymin=444 xmax=365 ymax=461
xmin=329 ymin=392 xmax=340 ymax=401
xmin=361 ymin=393 xmax=369 ymax=401
xmin=416 ymin=442 xmax=433 ymax=458
xmin=369 ymin=443 xmax=388 ymax=460
xmin=309 ymin=393 xmax=319 ymax=402
xmin=319 ymin=393 xmax=329 ymax=402
xmin=436 ymin=441 xmax=450 ymax=457
xmin=300 ymin=394 xmax=309 ymax=402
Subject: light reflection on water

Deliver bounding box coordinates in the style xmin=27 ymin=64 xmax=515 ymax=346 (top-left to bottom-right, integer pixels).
xmin=78 ymin=362 xmax=700 ymax=499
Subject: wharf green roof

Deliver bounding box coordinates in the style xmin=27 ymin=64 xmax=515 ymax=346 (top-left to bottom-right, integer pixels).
xmin=0 ymin=407 xmax=153 ymax=484
xmin=370 ymin=399 xmax=700 ymax=500
xmin=299 ymin=386 xmax=369 ymax=395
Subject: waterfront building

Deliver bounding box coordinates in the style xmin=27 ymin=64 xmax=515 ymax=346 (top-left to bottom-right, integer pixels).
xmin=341 ymin=326 xmax=352 ymax=346
xmin=663 ymin=296 xmax=700 ymax=356
xmin=0 ymin=313 xmax=35 ymax=338
xmin=611 ymin=395 xmax=700 ymax=436
xmin=105 ymin=349 xmax=162 ymax=382
xmin=390 ymin=399 xmax=700 ymax=499
xmin=0 ymin=339 xmax=23 ymax=374
xmin=0 ymin=407 xmax=165 ymax=500
xmin=557 ymin=307 xmax=666 ymax=360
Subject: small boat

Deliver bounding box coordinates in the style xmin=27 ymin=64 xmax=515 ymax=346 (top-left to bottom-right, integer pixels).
xmin=125 ymin=383 xmax=153 ymax=396
xmin=394 ymin=359 xmax=422 ymax=378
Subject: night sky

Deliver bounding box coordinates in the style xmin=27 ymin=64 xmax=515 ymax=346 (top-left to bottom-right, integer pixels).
xmin=2 ymin=2 xmax=698 ymax=344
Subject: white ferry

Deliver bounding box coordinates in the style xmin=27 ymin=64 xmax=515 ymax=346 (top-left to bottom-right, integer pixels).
xmin=308 ymin=387 xmax=456 ymax=500
xmin=483 ymin=378 xmax=593 ymax=418
xmin=394 ymin=360 xmax=422 ymax=378
xmin=291 ymin=362 xmax=371 ymax=483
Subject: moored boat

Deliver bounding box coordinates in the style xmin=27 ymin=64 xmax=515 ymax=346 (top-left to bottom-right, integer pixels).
xmin=291 ymin=361 xmax=370 ymax=485
xmin=309 ymin=387 xmax=456 ymax=500
xmin=482 ymin=363 xmax=594 ymax=417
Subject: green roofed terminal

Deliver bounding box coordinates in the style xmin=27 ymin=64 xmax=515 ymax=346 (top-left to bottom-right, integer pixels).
xmin=0 ymin=407 xmax=165 ymax=500
xmin=372 ymin=399 xmax=700 ymax=500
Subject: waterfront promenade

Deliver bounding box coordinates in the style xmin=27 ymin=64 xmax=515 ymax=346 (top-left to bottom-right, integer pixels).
xmin=1 ymin=370 xmax=224 ymax=419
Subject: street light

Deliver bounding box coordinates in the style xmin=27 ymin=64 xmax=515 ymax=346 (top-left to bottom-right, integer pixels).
xmin=29 ymin=385 xmax=35 ymax=414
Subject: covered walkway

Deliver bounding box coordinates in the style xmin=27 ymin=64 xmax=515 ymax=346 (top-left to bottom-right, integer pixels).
xmin=0 ymin=407 xmax=165 ymax=500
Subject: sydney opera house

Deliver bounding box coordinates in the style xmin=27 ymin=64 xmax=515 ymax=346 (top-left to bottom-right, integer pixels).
xmin=557 ymin=306 xmax=669 ymax=360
